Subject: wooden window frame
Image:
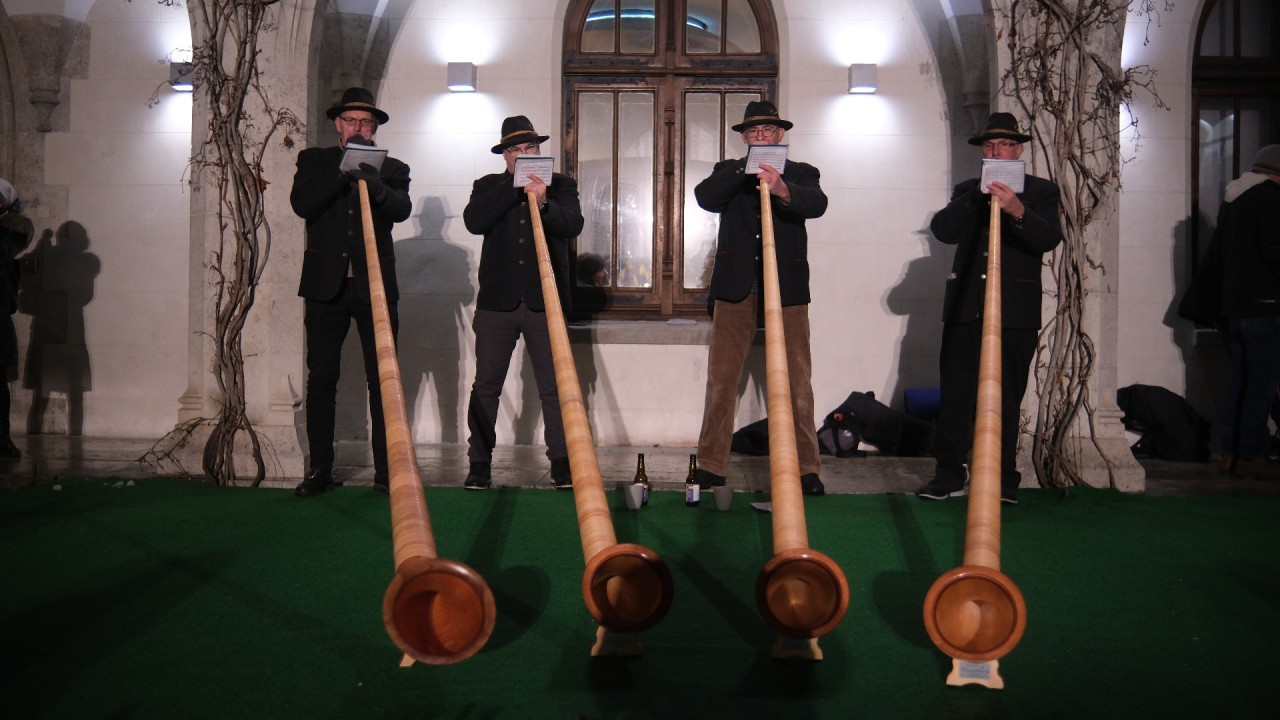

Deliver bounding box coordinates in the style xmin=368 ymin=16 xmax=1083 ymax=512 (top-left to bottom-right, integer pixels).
xmin=1189 ymin=0 xmax=1280 ymax=268
xmin=562 ymin=0 xmax=779 ymax=321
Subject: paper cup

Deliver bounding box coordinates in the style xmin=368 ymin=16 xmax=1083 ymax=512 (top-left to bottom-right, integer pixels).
xmin=624 ymin=483 xmax=644 ymax=510
xmin=712 ymin=485 xmax=733 ymax=511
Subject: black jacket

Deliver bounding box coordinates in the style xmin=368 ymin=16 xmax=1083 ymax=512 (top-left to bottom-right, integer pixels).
xmin=0 ymin=213 xmax=32 ymax=315
xmin=929 ymin=175 xmax=1063 ymax=328
xmin=694 ymin=157 xmax=827 ymax=308
xmin=1219 ymin=175 xmax=1280 ymax=318
xmin=290 ymin=145 xmax=412 ymax=303
xmin=463 ymin=172 xmax=584 ymax=312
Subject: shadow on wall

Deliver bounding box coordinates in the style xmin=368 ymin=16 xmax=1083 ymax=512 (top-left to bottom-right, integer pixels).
xmin=1168 ymin=211 xmax=1228 ymax=452
xmin=395 ymin=196 xmax=474 ymax=444
xmin=884 ymin=226 xmax=947 ymax=411
xmin=18 ymin=221 xmax=100 ymax=436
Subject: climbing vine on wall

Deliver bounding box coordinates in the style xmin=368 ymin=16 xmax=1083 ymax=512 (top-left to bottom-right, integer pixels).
xmin=999 ymin=0 xmax=1168 ymax=487
xmin=142 ymin=0 xmax=301 ymax=486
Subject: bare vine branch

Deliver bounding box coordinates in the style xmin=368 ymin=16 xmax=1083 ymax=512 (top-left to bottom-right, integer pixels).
xmin=999 ymin=0 xmax=1168 ymax=488
xmin=141 ymin=0 xmax=302 ymax=486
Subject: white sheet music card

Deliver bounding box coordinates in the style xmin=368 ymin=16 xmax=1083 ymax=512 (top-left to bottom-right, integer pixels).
xmin=339 ymin=144 xmax=388 ymax=173
xmin=513 ymin=156 xmax=554 ymax=187
xmin=744 ymin=145 xmax=788 ymax=175
xmin=980 ymin=159 xmax=1025 ymax=193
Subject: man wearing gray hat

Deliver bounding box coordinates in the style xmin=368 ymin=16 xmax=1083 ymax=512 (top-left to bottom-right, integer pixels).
xmin=1216 ymin=144 xmax=1280 ymax=480
xmin=692 ymin=100 xmax=829 ymax=496
xmin=460 ymin=115 xmax=584 ymax=490
xmin=915 ymin=112 xmax=1064 ymax=505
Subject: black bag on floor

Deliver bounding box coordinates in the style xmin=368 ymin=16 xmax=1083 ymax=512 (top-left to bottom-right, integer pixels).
xmin=824 ymin=391 xmax=934 ymax=457
xmin=818 ymin=414 xmax=866 ymax=458
xmin=1116 ymin=384 xmax=1211 ymax=461
xmin=731 ymin=391 xmax=934 ymax=457
xmin=731 ymin=415 xmax=869 ymax=457
xmin=730 ymin=418 xmax=770 ymax=456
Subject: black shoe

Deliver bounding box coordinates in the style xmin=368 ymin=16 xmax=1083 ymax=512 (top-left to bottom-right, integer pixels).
xmin=464 ymin=462 xmax=492 ymax=490
xmin=294 ymin=469 xmax=339 ymax=497
xmin=0 ymin=435 xmax=20 ymax=458
xmin=373 ymin=473 xmax=389 ymax=493
xmin=1000 ymin=487 xmax=1019 ymax=505
xmin=550 ymin=457 xmax=572 ymax=489
xmin=916 ymin=477 xmax=965 ymax=500
xmin=800 ymin=473 xmax=825 ymax=496
xmin=697 ymin=469 xmax=726 ymax=490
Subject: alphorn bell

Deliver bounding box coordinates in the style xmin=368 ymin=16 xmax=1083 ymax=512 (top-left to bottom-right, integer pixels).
xmin=921 ymin=197 xmax=1027 ymax=687
xmin=525 ymin=189 xmax=674 ymax=653
xmin=753 ymin=181 xmax=850 ymax=659
xmin=354 ymin=179 xmax=497 ymax=665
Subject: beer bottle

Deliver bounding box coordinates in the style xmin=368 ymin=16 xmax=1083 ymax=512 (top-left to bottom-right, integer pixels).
xmin=684 ymin=454 xmax=701 ymax=507
xmin=633 ymin=453 xmax=650 ymax=507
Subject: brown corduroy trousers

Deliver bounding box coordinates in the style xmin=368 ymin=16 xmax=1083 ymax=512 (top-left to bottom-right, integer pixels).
xmin=696 ymin=294 xmax=821 ymax=478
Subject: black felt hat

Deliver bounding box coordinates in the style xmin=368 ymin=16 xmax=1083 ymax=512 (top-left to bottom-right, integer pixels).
xmin=731 ymin=100 xmax=793 ymax=132
xmin=325 ymin=87 xmax=390 ymax=125
xmin=491 ymin=115 xmax=551 ymax=154
xmin=967 ymin=112 xmax=1031 ymax=146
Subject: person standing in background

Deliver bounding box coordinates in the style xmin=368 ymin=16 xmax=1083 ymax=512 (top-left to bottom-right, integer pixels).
xmin=0 ymin=178 xmax=34 ymax=457
xmin=914 ymin=112 xmax=1063 ymax=505
xmin=1216 ymin=144 xmax=1280 ymax=480
xmin=290 ymin=87 xmax=412 ymax=497
xmin=460 ymin=116 xmax=584 ymax=490
xmin=692 ymin=101 xmax=828 ymax=497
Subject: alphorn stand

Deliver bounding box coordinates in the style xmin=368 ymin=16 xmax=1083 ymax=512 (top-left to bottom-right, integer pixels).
xmin=354 ymin=180 xmax=497 ymax=666
xmin=526 ymin=190 xmax=674 ymax=657
xmin=921 ymin=197 xmax=1028 ymax=688
xmin=752 ymin=181 xmax=850 ymax=661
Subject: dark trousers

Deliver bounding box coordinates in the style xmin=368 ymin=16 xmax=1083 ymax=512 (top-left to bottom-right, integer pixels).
xmin=304 ymin=280 xmax=398 ymax=474
xmin=696 ymin=294 xmax=820 ymax=477
xmin=466 ymin=303 xmax=566 ymax=464
xmin=1221 ymin=316 xmax=1280 ymax=458
xmin=933 ymin=321 xmax=1038 ymax=492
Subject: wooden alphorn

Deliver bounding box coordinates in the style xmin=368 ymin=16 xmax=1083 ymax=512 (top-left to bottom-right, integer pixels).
xmin=354 ymin=180 xmax=496 ymax=665
xmin=921 ymin=197 xmax=1027 ymax=687
xmin=752 ymin=181 xmax=850 ymax=659
xmin=525 ymin=190 xmax=674 ymax=652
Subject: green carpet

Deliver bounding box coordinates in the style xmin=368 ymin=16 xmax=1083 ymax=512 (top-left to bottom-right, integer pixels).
xmin=2 ymin=479 xmax=1277 ymax=719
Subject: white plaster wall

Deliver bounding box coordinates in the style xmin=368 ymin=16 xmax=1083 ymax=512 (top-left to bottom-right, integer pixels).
xmin=34 ymin=0 xmax=1210 ymax=452
xmin=1117 ymin=2 xmax=1210 ymax=416
xmin=37 ymin=0 xmax=190 ymax=436
xmin=371 ymin=0 xmax=952 ymax=447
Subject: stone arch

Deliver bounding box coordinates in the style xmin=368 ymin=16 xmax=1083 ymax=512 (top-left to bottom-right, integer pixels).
xmin=0 ymin=6 xmax=20 ymax=182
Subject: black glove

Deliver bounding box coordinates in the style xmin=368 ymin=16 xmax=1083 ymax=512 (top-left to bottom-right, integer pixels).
xmin=349 ymin=163 xmax=384 ymax=202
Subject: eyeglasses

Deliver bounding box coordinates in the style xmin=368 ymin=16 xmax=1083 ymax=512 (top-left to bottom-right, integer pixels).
xmin=982 ymin=140 xmax=1021 ymax=151
xmin=338 ymin=116 xmax=378 ymax=129
xmin=504 ymin=143 xmax=541 ymax=155
xmin=745 ymin=125 xmax=780 ymax=138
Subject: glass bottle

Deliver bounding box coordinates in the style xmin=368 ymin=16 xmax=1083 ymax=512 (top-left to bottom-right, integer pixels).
xmin=684 ymin=454 xmax=701 ymax=507
xmin=633 ymin=453 xmax=650 ymax=507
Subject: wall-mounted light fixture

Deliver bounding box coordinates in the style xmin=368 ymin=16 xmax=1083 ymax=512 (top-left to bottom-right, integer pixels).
xmin=848 ymin=63 xmax=877 ymax=94
xmin=170 ymin=62 xmax=194 ymax=92
xmin=447 ymin=62 xmax=477 ymax=92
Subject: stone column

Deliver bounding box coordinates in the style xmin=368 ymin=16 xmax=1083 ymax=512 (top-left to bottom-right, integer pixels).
xmin=993 ymin=0 xmax=1145 ymax=492
xmin=7 ymin=14 xmax=82 ymax=133
xmin=162 ymin=1 xmax=318 ymax=482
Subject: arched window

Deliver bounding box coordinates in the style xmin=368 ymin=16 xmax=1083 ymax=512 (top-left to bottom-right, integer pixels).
xmin=562 ymin=0 xmax=779 ymax=319
xmin=1192 ymin=0 xmax=1280 ymax=261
